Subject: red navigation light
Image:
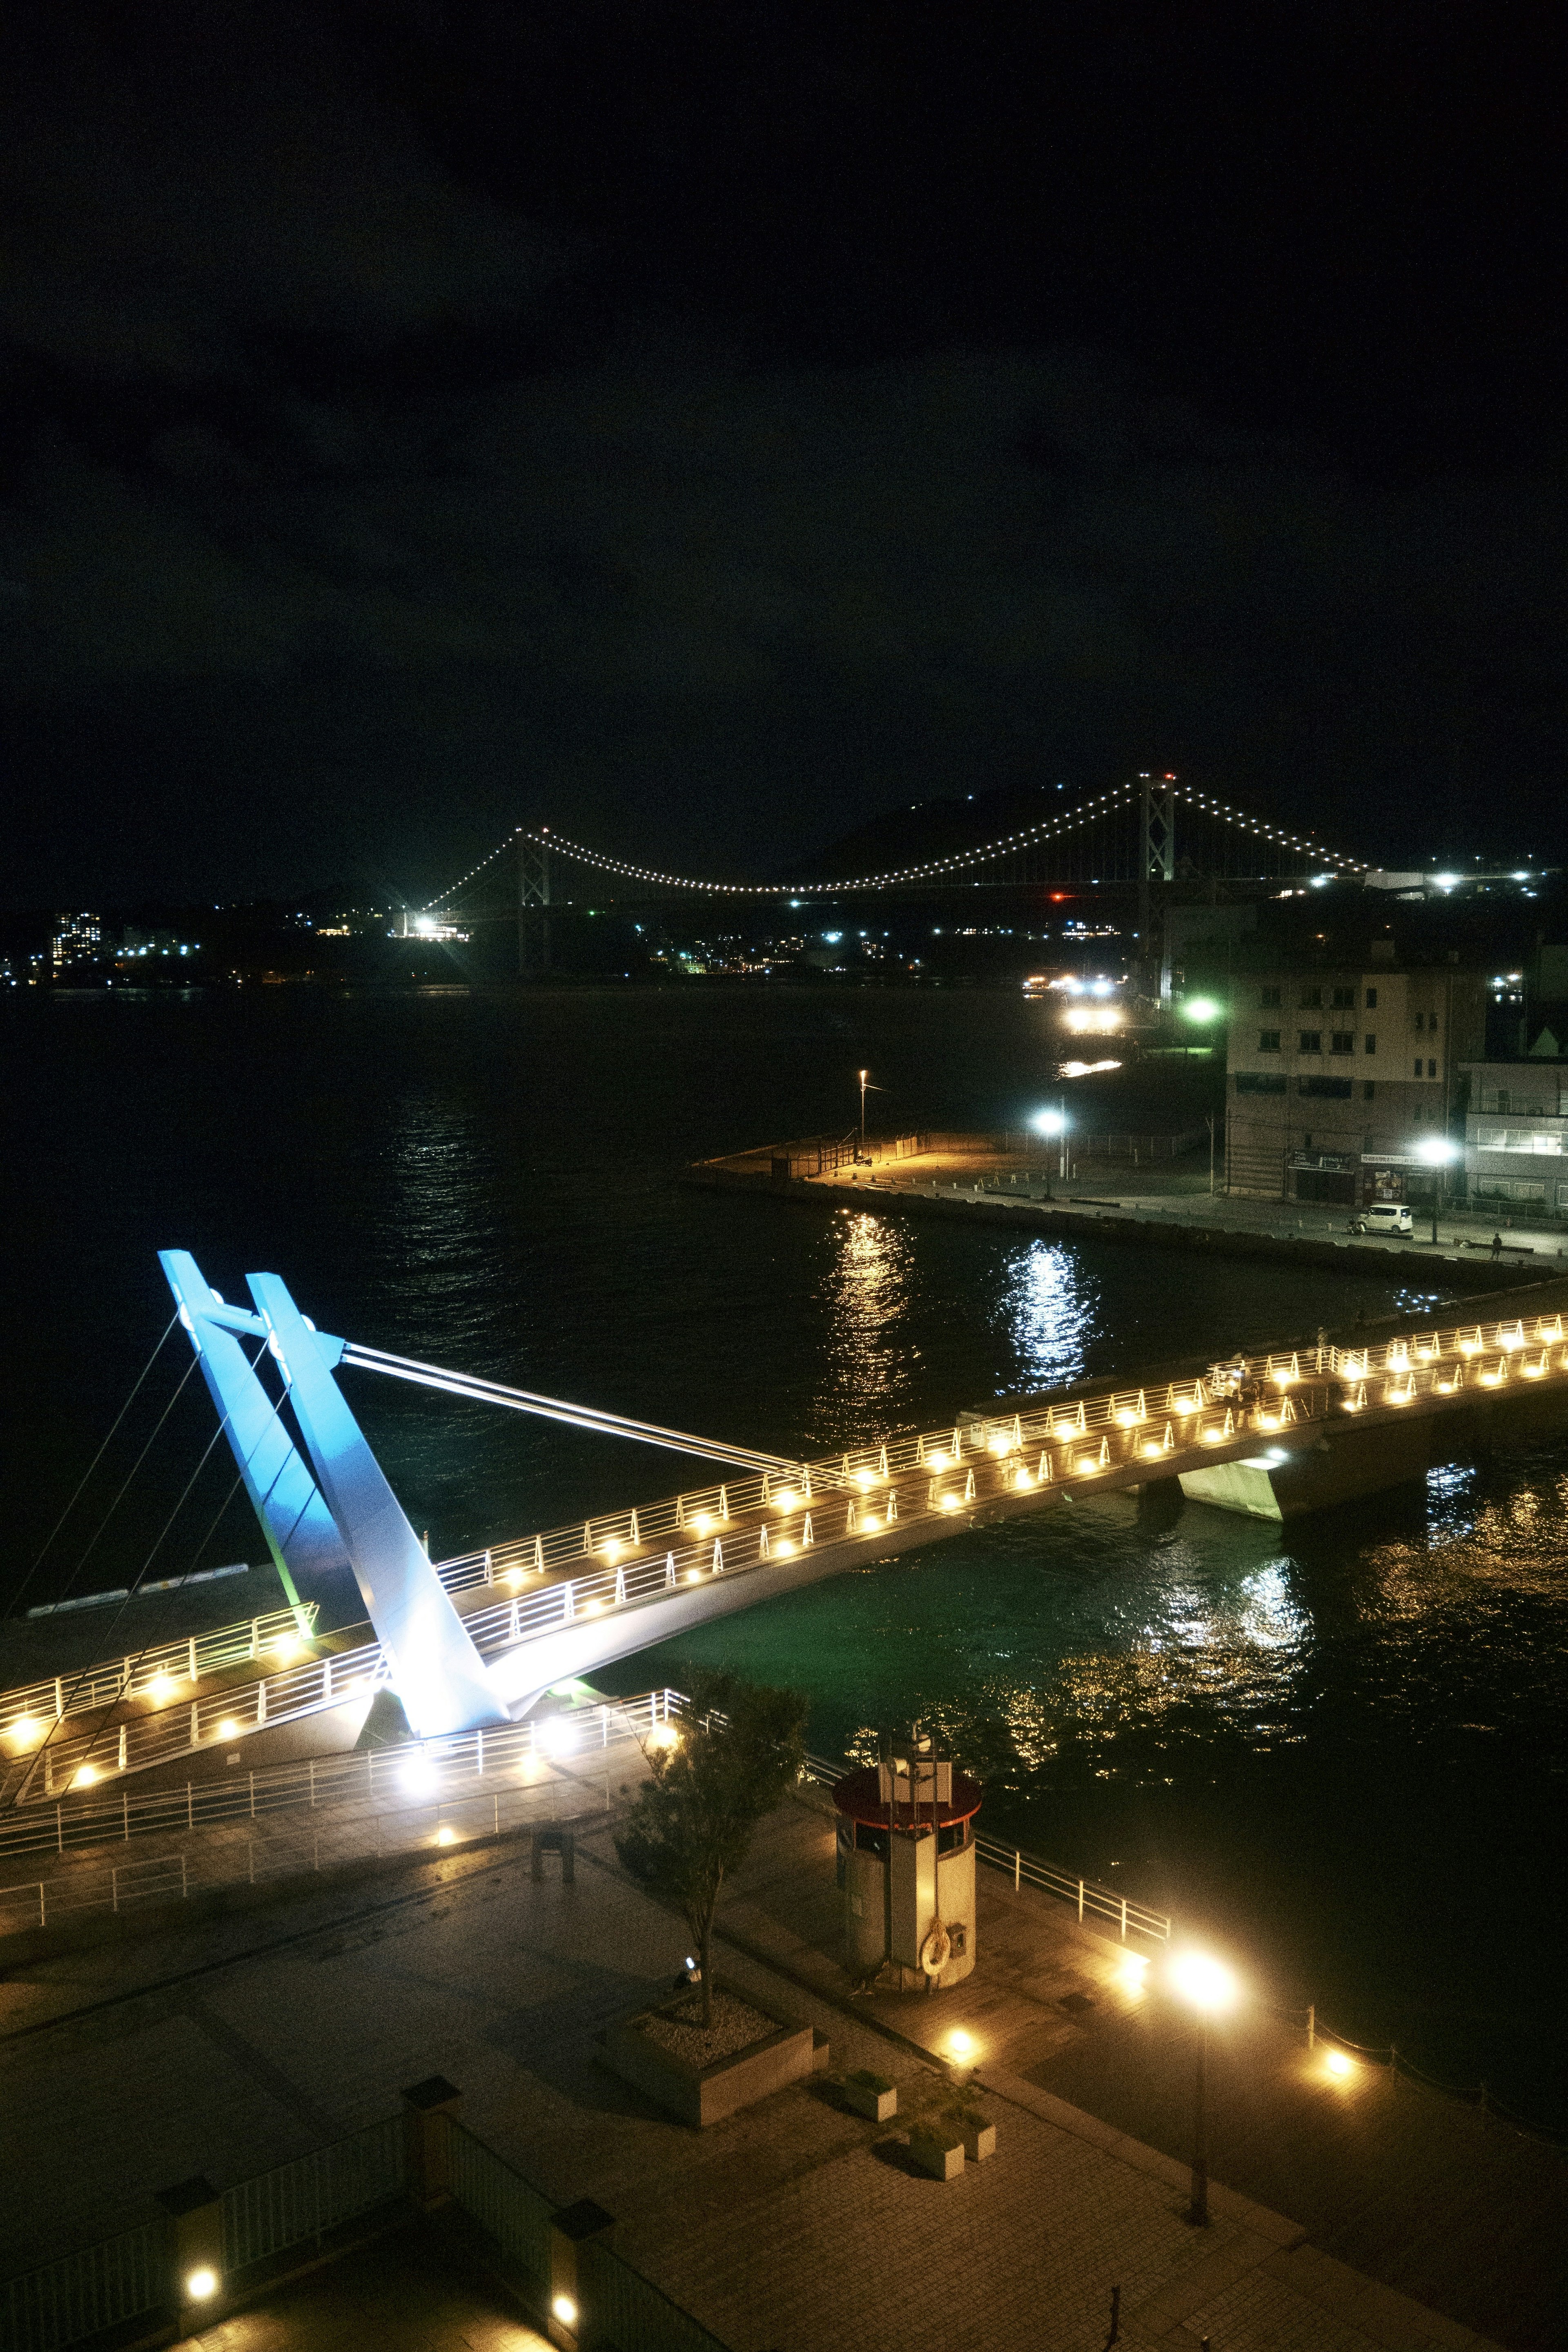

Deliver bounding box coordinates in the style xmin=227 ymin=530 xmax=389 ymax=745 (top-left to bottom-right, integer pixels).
xmin=1049 ymin=891 xmax=1069 ymax=902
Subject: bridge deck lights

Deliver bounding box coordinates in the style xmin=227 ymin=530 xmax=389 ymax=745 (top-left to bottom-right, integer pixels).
xmin=939 ymin=1493 xmax=962 ymax=1512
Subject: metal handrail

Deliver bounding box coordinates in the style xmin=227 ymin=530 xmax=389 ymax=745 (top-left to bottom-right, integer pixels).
xmin=430 ymin=1307 xmax=1568 ymax=1599
xmin=794 ymin=1747 xmax=1171 ymax=1944
xmin=0 ymin=1604 xmax=319 ymax=1741
xmin=0 ymin=1690 xmax=677 ymax=1873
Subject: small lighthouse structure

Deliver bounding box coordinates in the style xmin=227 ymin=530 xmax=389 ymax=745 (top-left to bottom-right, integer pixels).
xmin=831 ymin=1736 xmax=981 ymax=1991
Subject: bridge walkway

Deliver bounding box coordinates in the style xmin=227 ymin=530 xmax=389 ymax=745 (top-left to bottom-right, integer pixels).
xmin=9 ymin=1293 xmax=1568 ymax=1804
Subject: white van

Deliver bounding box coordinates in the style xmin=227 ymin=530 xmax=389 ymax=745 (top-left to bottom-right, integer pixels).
xmin=1351 ymin=1203 xmax=1413 ymax=1237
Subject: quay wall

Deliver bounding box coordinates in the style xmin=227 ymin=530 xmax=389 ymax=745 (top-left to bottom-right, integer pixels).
xmin=683 ymin=1160 xmax=1548 ymax=1294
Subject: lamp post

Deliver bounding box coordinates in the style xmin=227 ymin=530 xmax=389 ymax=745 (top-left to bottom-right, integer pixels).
xmin=1415 ymin=1135 xmax=1458 ymax=1247
xmin=1031 ymin=1103 xmax=1068 ymax=1188
xmin=1170 ymin=1951 xmax=1236 ymax=2227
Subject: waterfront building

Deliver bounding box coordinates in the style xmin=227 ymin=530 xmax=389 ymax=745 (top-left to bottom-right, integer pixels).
xmin=1225 ymin=949 xmax=1487 ymax=1205
xmin=50 ymin=910 xmax=101 ymax=974
xmin=1460 ymin=1054 xmax=1568 ymax=1218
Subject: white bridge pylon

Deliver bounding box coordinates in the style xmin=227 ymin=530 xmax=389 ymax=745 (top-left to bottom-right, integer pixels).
xmin=160 ymin=1252 xmax=800 ymax=1740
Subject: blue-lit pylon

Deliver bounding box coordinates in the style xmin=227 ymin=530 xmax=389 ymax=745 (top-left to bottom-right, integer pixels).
xmin=159 ymin=1250 xmax=348 ymax=1609
xmin=162 ymin=1252 xmax=506 ymax=1737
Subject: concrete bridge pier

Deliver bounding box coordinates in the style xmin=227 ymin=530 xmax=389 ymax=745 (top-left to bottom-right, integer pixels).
xmin=1177 ymin=1383 xmax=1566 ymax=1523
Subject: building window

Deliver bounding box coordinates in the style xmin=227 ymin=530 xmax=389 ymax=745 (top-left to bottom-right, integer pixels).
xmin=1298 ymin=1076 xmax=1353 ymax=1099
xmin=1235 ymin=1071 xmax=1287 ymax=1095
xmin=1332 ymin=986 xmax=1355 ymax=1008
xmin=1259 ymin=985 xmax=1281 ymax=1008
xmin=1363 ymin=1080 xmax=1376 ymax=1101
xmin=1365 ymin=987 xmax=1378 ymax=1009
xmin=1430 ymin=1015 xmax=1439 ymax=1035
xmin=1497 ymin=1091 xmax=1511 ymax=1113
xmin=1300 ymin=986 xmax=1322 ymax=1009
xmin=1330 ymin=1032 xmax=1354 ymax=1054
xmin=1413 ymin=1058 xmax=1422 ymax=1077
xmin=1428 ymin=1058 xmax=1438 ymax=1078
xmin=1364 ymin=1033 xmax=1376 ymax=1054
xmin=1415 ymin=1011 xmax=1424 ymax=1031
xmin=1299 ymin=1030 xmax=1322 ymax=1054
xmin=1258 ymin=1029 xmax=1281 ymax=1052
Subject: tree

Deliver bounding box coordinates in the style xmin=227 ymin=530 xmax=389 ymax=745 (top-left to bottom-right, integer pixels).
xmin=615 ymin=1669 xmax=808 ymax=2026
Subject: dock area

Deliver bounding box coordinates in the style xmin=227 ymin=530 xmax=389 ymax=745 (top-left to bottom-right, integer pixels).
xmin=687 ymin=1131 xmax=1563 ymax=1292
xmin=1 ymin=1745 xmax=1560 ymax=2351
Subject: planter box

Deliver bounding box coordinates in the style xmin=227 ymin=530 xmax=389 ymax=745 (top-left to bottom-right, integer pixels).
xmin=843 ymin=2078 xmax=898 ymax=2124
xmin=908 ymin=2129 xmax=965 ymax=2181
xmin=600 ymin=1981 xmax=823 ymax=2129
xmin=961 ymin=2122 xmax=996 ymax=2163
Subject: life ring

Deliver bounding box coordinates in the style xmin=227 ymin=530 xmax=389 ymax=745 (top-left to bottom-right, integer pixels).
xmin=919 ymin=1923 xmax=951 ymax=1976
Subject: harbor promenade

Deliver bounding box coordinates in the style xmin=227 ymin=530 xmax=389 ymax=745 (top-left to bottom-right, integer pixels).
xmin=2 ymin=1745 xmax=1560 ymax=2351
xmin=688 ymin=1132 xmax=1564 ymax=1290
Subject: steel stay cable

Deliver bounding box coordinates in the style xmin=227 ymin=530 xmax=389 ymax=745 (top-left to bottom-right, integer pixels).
xmin=54 ymin=1352 xmax=203 ymax=1597
xmin=6 ymin=1341 xmax=283 ymax=1807
xmin=341 ymin=1343 xmax=802 ymax=1473
xmin=4 ymin=1313 xmax=179 ymax=1623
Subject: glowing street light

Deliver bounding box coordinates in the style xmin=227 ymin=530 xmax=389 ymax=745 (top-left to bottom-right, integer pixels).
xmin=1181 ymin=997 xmax=1223 ymax=1024
xmin=1169 ymin=1950 xmax=1237 ymax=2226
xmin=1415 ymin=1134 xmax=1459 ymax=1245
xmin=1031 ymin=1100 xmax=1069 ymax=1183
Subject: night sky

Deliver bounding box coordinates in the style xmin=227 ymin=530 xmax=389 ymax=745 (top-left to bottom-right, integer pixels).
xmin=2 ymin=3 xmax=1563 ymax=904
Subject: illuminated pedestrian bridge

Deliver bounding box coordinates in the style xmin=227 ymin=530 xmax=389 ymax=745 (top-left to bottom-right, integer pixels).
xmin=3 ymin=1251 xmax=1565 ymax=1805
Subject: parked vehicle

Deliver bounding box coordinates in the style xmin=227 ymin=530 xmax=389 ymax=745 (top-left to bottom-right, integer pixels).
xmin=1351 ymin=1203 xmax=1413 ymax=1237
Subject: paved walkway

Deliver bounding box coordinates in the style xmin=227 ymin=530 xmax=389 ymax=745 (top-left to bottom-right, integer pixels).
xmin=1 ymin=1775 xmax=1552 ymax=2350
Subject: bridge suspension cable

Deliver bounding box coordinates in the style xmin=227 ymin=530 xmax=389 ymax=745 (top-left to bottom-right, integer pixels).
xmin=341 ymin=1343 xmax=804 ymax=1476
xmin=423 ymin=780 xmax=1364 ymax=911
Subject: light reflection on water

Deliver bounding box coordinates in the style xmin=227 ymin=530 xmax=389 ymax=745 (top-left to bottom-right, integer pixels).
xmin=811 ymin=1211 xmax=919 ymax=1442
xmin=1003 ymin=1238 xmax=1096 ymax=1391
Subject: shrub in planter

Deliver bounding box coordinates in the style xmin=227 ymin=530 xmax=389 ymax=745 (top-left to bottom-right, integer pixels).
xmin=942 ymin=2101 xmax=996 ymax=2162
xmin=843 ymin=2067 xmax=898 ymax=2123
xmin=907 ymin=2120 xmax=966 ymax=2180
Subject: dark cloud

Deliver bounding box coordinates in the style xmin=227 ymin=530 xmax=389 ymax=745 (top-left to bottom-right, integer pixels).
xmin=2 ymin=4 xmax=1564 ymax=900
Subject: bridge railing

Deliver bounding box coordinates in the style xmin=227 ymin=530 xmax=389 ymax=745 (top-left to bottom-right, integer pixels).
xmin=430 ymin=1303 xmax=1568 ymax=1612
xmin=18 ymin=1307 xmax=1565 ymax=1802
xmin=0 ymin=1690 xmax=679 ymax=1888
xmin=0 ymin=1604 xmax=319 ymax=1749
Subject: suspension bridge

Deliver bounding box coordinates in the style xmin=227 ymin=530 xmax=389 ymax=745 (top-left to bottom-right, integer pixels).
xmin=412 ymin=775 xmax=1370 ymax=973
xmin=4 ymin=1252 xmax=1565 ymax=1819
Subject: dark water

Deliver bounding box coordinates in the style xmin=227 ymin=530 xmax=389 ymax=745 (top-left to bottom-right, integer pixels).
xmin=3 ymin=987 xmax=1566 ymax=2123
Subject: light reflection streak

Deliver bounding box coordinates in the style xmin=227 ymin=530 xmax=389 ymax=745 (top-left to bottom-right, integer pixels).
xmin=811 ymin=1212 xmax=918 ymax=1442
xmin=1002 ymin=1239 xmax=1095 ymax=1392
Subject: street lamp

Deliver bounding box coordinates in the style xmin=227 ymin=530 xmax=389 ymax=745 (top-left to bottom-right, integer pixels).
xmin=1414 ymin=1135 xmax=1459 ymax=1245
xmin=1031 ymin=1102 xmax=1069 ymax=1184
xmin=1181 ymin=997 xmax=1223 ymax=1025
xmin=1169 ymin=1950 xmax=1236 ymax=2225
xmin=855 ymin=1069 xmax=886 ymax=1160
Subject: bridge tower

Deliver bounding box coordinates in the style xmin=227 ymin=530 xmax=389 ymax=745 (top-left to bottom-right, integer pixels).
xmin=518 ymin=833 xmax=551 ymax=976
xmin=1138 ymin=773 xmax=1177 ymax=1002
